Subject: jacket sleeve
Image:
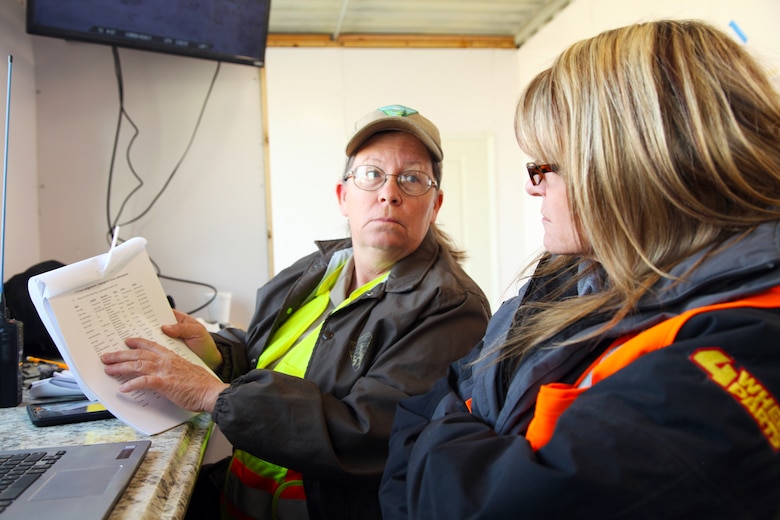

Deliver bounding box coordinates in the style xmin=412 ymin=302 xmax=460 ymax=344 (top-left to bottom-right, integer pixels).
xmin=381 ymin=296 xmax=522 ymax=518
xmin=380 ymin=351 xmax=479 ymax=519
xmin=380 ymin=306 xmax=780 ymax=519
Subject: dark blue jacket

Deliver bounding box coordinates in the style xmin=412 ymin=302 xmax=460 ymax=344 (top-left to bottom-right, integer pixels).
xmin=381 ymin=221 xmax=780 ymax=519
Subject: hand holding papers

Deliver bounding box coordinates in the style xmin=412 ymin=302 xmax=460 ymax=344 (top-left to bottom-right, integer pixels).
xmin=27 ymin=237 xmax=219 ymax=435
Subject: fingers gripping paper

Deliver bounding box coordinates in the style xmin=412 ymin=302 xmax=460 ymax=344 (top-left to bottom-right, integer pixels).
xmin=27 ymin=237 xmax=217 ymax=435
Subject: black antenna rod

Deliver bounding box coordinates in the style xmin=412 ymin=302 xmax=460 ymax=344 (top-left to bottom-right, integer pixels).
xmin=1 ymin=55 xmax=12 ymax=310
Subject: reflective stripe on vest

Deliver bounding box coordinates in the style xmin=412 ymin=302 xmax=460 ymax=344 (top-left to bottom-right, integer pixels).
xmin=221 ymin=455 xmax=306 ymax=520
xmin=523 ymin=286 xmax=780 ymax=451
xmin=222 ymin=270 xmax=389 ymax=520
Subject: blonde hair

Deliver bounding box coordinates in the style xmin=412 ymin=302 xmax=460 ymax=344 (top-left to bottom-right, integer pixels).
xmin=502 ymin=20 xmax=780 ymax=360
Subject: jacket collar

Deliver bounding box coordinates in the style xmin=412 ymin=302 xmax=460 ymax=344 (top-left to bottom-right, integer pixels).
xmin=484 ymin=221 xmax=780 ymax=432
xmin=568 ymin=220 xmax=780 ymax=343
xmin=314 ymin=228 xmax=440 ymax=295
xmin=639 ymin=220 xmax=780 ymax=311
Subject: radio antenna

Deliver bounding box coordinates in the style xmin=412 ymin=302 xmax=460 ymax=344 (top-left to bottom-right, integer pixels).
xmin=1 ymin=55 xmax=12 ymax=313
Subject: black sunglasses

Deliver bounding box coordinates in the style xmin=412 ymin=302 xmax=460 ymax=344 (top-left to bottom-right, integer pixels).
xmin=526 ymin=162 xmax=558 ymax=186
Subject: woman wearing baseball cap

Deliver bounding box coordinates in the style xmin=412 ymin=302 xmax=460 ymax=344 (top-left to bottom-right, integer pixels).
xmin=102 ymin=104 xmax=491 ymax=520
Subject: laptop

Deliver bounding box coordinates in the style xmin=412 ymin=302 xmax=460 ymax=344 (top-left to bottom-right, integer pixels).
xmin=0 ymin=439 xmax=151 ymax=519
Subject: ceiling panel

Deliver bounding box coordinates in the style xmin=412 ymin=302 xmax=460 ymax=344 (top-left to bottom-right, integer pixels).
xmin=267 ymin=0 xmax=571 ymax=48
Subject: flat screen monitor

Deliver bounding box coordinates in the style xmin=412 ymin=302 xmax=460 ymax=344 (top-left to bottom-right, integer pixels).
xmin=26 ymin=0 xmax=271 ymax=67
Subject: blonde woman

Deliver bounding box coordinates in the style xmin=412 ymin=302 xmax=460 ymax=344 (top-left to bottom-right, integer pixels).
xmin=380 ymin=20 xmax=780 ymax=518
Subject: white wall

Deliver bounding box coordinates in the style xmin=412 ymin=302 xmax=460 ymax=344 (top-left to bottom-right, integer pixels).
xmin=4 ymin=0 xmax=780 ymax=328
xmin=265 ymin=0 xmax=780 ymax=310
xmin=264 ymin=47 xmax=526 ymax=308
xmin=0 ymin=0 xmax=40 ymax=281
xmin=0 ymin=0 xmax=268 ymax=328
xmin=510 ymin=0 xmax=780 ymax=281
xmin=518 ymin=0 xmax=780 ymax=94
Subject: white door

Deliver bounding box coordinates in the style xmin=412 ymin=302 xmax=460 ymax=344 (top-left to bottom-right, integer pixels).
xmin=437 ymin=135 xmax=499 ymax=310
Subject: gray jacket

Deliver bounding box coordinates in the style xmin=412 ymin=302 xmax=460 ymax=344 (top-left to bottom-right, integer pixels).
xmin=211 ymin=229 xmax=491 ymax=519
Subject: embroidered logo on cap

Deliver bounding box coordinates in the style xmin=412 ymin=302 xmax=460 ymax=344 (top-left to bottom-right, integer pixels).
xmin=378 ymin=105 xmax=418 ymax=117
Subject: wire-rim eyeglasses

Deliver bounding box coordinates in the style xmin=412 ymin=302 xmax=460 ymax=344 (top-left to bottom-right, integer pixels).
xmin=344 ymin=165 xmax=438 ymax=197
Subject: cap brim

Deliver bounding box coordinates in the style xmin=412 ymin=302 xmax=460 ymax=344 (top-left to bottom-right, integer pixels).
xmin=345 ymin=118 xmax=443 ymax=161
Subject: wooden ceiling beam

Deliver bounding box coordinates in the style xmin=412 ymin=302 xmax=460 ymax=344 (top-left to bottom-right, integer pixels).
xmin=266 ymin=33 xmax=517 ymax=49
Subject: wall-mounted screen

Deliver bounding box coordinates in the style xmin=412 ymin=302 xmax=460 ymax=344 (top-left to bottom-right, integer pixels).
xmin=26 ymin=0 xmax=271 ymax=67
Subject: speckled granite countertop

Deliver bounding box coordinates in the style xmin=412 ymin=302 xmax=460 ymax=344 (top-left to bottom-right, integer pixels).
xmin=1 ymin=389 xmax=213 ymax=519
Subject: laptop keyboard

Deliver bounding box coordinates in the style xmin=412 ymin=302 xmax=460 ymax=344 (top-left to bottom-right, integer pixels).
xmin=0 ymin=450 xmax=64 ymax=513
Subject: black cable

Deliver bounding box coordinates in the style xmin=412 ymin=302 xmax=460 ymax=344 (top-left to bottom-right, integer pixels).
xmin=115 ymin=56 xmax=221 ymax=228
xmin=147 ymin=255 xmax=218 ymax=314
xmin=106 ymin=46 xmax=143 ymax=237
xmin=105 ymin=236 xmax=218 ymax=314
xmin=104 ymin=46 xmax=221 ymax=315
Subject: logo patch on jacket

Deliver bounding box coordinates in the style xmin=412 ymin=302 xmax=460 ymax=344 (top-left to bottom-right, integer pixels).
xmin=691 ymin=348 xmax=780 ymax=451
xmin=350 ymin=333 xmax=372 ymax=371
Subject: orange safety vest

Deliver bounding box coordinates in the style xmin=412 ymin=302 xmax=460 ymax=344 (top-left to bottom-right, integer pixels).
xmin=520 ymin=287 xmax=780 ymax=451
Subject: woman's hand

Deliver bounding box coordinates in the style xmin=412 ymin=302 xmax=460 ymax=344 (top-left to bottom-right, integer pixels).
xmin=161 ymin=309 xmax=224 ymax=371
xmin=101 ymin=337 xmax=229 ymax=414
